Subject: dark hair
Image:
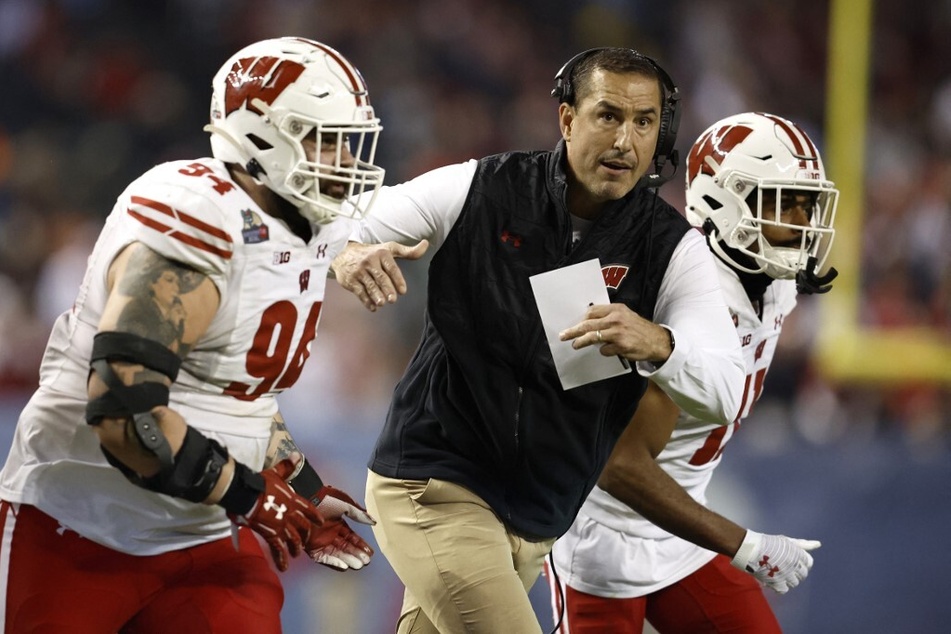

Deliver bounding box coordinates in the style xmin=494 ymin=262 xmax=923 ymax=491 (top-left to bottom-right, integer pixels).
xmin=565 ymin=48 xmax=664 ymax=107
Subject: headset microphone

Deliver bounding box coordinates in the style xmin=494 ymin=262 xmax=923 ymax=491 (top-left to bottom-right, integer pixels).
xmin=638 ymin=148 xmax=680 ymax=188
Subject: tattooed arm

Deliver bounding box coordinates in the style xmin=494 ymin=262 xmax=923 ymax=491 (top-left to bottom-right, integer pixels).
xmin=107 ymin=243 xmax=212 ymax=355
xmin=264 ymin=410 xmax=379 ymax=571
xmin=89 ymin=242 xmax=230 ymax=499
xmin=264 ymin=412 xmax=304 ymax=470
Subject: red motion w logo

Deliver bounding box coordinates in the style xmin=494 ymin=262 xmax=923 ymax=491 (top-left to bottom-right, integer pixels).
xmin=687 ymin=124 xmax=753 ymax=183
xmin=601 ymin=265 xmax=630 ymax=290
xmin=224 ymin=57 xmax=306 ymax=116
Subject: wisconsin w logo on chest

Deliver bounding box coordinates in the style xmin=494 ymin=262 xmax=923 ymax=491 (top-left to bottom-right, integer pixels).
xmin=601 ymin=264 xmax=631 ymax=290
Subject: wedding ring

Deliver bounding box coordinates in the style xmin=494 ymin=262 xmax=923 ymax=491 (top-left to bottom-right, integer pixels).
xmin=596 ymin=330 xmax=602 ymax=343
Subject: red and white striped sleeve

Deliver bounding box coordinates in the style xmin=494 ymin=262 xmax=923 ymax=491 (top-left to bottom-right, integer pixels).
xmin=113 ymin=159 xmax=239 ymax=292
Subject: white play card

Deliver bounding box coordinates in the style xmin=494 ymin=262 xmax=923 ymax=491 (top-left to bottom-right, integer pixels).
xmin=529 ymin=258 xmax=632 ymax=390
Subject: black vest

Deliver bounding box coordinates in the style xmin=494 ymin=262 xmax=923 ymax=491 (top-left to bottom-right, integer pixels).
xmin=369 ymin=142 xmax=691 ymax=539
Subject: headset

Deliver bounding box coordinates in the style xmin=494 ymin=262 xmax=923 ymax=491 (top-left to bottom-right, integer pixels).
xmin=551 ymin=47 xmax=682 ymax=187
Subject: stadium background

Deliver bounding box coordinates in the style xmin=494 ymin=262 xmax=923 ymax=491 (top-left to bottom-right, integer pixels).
xmin=0 ymin=0 xmax=948 ymax=632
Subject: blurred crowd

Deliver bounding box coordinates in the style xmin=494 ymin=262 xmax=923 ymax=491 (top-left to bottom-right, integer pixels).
xmin=0 ymin=0 xmax=949 ymax=453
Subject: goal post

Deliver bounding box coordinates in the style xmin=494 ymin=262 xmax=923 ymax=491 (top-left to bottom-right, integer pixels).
xmin=816 ymin=0 xmax=951 ymax=383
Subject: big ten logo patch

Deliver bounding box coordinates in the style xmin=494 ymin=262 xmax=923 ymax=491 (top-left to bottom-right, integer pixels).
xmin=273 ymin=251 xmax=291 ymax=265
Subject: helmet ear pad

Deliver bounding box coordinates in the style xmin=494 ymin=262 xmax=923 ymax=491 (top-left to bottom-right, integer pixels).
xmin=686 ymin=173 xmax=758 ymax=250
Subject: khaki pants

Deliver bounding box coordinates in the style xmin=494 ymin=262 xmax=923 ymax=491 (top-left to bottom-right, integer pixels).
xmin=366 ymin=470 xmax=555 ymax=634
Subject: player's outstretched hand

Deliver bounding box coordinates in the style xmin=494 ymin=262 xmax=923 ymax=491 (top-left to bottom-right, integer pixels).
xmin=730 ymin=530 xmax=821 ymax=594
xmin=227 ymin=459 xmax=324 ymax=572
xmin=305 ymin=486 xmax=376 ymax=571
xmin=331 ymin=240 xmax=429 ymax=312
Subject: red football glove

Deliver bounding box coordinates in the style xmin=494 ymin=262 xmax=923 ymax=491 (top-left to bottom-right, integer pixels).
xmin=227 ymin=459 xmax=325 ymax=572
xmin=305 ymin=485 xmax=377 ymax=571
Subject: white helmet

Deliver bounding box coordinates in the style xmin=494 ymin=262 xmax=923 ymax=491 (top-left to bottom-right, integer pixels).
xmin=685 ymin=112 xmax=838 ymax=279
xmin=206 ymin=37 xmax=384 ymax=224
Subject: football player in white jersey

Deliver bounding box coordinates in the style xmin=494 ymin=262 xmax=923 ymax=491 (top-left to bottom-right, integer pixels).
xmin=0 ymin=37 xmax=411 ymax=632
xmin=548 ymin=112 xmax=839 ymax=633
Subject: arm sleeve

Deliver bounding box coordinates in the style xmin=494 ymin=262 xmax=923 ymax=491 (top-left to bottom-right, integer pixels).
xmin=352 ymin=160 xmax=478 ymax=251
xmin=637 ymin=230 xmax=745 ymax=424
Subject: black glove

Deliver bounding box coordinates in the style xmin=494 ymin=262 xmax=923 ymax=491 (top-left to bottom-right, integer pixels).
xmin=796 ymin=256 xmax=838 ymax=295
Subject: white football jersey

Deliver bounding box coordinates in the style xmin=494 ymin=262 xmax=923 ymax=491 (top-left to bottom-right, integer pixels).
xmin=0 ymin=158 xmax=353 ymax=555
xmin=551 ymin=257 xmax=798 ymax=597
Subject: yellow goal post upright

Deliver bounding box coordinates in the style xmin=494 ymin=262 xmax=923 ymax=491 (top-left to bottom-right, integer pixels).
xmin=817 ymin=0 xmax=951 ymax=384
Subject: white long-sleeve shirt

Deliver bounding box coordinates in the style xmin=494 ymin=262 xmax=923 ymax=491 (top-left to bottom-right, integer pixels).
xmin=553 ymin=264 xmax=798 ymax=597
xmin=354 ymin=160 xmax=744 ymax=424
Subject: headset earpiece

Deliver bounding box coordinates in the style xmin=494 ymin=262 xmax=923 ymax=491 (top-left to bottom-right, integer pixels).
xmin=654 ymin=78 xmax=680 ymax=161
xmin=551 ymin=49 xmax=597 ymax=103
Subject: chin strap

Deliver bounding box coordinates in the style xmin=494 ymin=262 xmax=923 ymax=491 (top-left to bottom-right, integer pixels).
xmin=796 ymin=256 xmax=838 ymax=294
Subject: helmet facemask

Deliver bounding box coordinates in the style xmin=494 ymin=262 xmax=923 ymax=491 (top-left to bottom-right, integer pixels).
xmin=709 ymin=172 xmax=838 ymax=279
xmin=258 ymin=100 xmax=382 ymax=224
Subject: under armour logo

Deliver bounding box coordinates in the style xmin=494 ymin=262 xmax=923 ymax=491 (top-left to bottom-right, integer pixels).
xmin=758 ymin=555 xmax=780 ymax=578
xmin=263 ymin=495 xmax=287 ymax=520
xmin=500 ymin=230 xmax=522 ymax=247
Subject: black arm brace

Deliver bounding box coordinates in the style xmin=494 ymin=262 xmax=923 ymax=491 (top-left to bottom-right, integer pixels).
xmin=85 ymin=331 xmax=236 ymax=504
